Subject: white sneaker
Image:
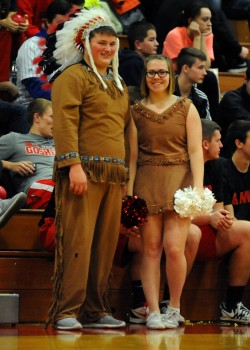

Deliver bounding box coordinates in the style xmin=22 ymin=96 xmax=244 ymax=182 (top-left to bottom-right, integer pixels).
xmin=129 ymin=305 xmax=147 ymax=324
xmin=220 ymin=302 xmax=250 ymax=324
xmin=146 ymin=312 xmax=165 ymax=330
xmin=162 ymin=307 xmax=185 ymax=328
xmin=162 ymin=305 xmax=185 ymax=325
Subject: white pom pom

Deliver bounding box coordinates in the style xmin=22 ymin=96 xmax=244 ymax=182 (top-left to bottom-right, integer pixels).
xmin=200 ymin=187 xmax=216 ymax=216
xmin=174 ymin=186 xmax=216 ymax=219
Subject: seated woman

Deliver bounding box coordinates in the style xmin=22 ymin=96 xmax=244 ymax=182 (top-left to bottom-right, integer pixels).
xmin=162 ymin=0 xmax=219 ymax=120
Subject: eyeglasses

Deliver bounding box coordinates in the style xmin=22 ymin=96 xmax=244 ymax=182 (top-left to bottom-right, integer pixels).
xmin=146 ymin=70 xmax=170 ymax=78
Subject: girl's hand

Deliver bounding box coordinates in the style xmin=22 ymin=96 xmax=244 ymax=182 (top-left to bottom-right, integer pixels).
xmin=188 ymin=21 xmax=201 ymax=37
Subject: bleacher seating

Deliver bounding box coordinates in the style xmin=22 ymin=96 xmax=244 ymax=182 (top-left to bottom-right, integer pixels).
xmin=0 ymin=210 xmax=249 ymax=323
xmin=0 ymin=23 xmax=249 ymax=323
xmin=230 ymin=20 xmax=250 ymax=44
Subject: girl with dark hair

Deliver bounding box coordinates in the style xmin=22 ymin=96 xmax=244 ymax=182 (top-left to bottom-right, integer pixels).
xmin=163 ymin=1 xmax=213 ymax=70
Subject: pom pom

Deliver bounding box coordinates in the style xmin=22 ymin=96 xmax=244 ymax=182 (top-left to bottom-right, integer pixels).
xmin=201 ymin=187 xmax=216 ymax=215
xmin=174 ymin=186 xmax=216 ymax=219
xmin=121 ymin=195 xmax=148 ymax=229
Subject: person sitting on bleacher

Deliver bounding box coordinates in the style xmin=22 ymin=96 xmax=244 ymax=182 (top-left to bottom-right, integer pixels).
xmin=0 ymin=0 xmax=28 ymax=101
xmin=218 ymin=64 xmax=250 ymax=157
xmin=193 ymin=119 xmax=250 ymax=324
xmin=175 ymin=47 xmax=212 ymax=120
xmin=16 ymin=0 xmax=74 ymax=107
xmin=118 ymin=20 xmax=159 ymax=87
xmin=0 ymin=98 xmax=54 ymax=209
xmin=162 ymin=1 xmax=220 ymax=120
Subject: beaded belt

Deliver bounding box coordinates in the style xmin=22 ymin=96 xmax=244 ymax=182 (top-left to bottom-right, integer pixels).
xmin=55 ymin=152 xmax=125 ymax=165
xmin=80 ymin=155 xmax=125 ymax=165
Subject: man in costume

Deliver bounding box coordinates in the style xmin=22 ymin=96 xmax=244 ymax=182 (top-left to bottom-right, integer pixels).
xmin=47 ymin=8 xmax=130 ymax=330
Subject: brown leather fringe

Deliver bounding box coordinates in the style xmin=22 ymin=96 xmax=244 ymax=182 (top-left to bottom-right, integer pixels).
xmin=82 ymin=66 xmax=127 ymax=100
xmin=45 ymin=170 xmax=64 ymax=327
xmin=83 ymin=161 xmax=127 ymax=185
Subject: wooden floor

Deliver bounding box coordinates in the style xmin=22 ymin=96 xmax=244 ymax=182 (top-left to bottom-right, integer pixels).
xmin=1 ymin=323 xmax=250 ymax=349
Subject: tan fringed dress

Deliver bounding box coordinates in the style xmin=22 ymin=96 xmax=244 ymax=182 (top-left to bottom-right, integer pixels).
xmin=131 ymin=97 xmax=193 ymax=215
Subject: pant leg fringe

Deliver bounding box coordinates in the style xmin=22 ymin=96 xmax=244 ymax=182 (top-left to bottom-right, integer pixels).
xmin=46 ymin=172 xmax=64 ymax=327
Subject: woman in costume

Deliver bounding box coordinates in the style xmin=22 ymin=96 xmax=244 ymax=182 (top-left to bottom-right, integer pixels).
xmin=127 ymin=54 xmax=206 ymax=329
xmin=47 ymin=8 xmax=130 ymax=330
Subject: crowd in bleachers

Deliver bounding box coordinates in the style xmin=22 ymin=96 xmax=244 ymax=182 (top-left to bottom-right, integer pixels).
xmin=0 ymin=0 xmax=250 ymax=329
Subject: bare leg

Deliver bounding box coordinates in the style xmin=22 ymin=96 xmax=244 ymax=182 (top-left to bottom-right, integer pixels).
xmin=163 ymin=211 xmax=190 ymax=308
xmin=140 ymin=214 xmax=163 ymax=313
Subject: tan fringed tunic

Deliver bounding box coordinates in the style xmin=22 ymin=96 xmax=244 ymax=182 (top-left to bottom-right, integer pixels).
xmin=48 ymin=62 xmax=130 ymax=325
xmin=131 ymin=97 xmax=193 ymax=214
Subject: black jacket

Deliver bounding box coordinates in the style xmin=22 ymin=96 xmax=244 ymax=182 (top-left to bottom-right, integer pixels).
xmin=118 ymin=48 xmax=144 ymax=87
xmin=174 ymin=77 xmax=211 ymax=120
xmin=219 ymin=84 xmax=250 ymax=132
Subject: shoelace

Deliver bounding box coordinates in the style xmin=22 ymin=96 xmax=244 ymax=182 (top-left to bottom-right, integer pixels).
xmin=149 ymin=312 xmax=162 ymax=321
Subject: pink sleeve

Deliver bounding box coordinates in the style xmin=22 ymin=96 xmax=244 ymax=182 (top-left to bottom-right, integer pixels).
xmin=206 ymin=33 xmax=214 ymax=61
xmin=162 ymin=29 xmax=185 ymax=60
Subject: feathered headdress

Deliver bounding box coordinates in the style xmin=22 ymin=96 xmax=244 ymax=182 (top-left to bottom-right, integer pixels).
xmin=51 ymin=7 xmax=123 ymax=91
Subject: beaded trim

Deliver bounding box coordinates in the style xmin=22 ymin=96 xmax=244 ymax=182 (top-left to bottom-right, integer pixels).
xmin=55 ymin=152 xmax=125 ymax=165
xmin=81 ymin=155 xmax=125 ymax=165
xmin=55 ymin=152 xmax=79 ymax=161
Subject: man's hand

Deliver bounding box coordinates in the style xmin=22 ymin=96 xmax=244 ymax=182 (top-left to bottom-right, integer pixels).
xmin=8 ymin=161 xmax=36 ymax=176
xmin=210 ymin=209 xmax=233 ymax=231
xmin=120 ymin=224 xmax=140 ymax=238
xmin=0 ymin=12 xmax=19 ymax=32
xmin=239 ymin=46 xmax=249 ymax=59
xmin=0 ymin=12 xmax=29 ymax=33
xmin=69 ymin=163 xmax=87 ymax=196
